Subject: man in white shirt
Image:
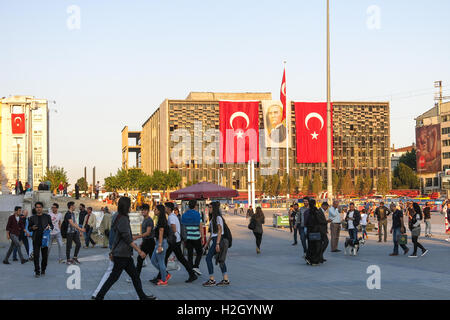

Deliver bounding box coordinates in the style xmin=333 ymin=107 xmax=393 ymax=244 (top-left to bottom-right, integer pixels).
xmin=156 ymin=202 xmax=198 ymax=283
xmin=327 ymin=200 xmax=341 ymax=252
xmin=48 ymin=203 xmax=64 ymax=263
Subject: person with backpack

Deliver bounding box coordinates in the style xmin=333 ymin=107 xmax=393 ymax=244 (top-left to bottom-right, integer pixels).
xmin=95 ymin=197 xmax=156 ymax=300
xmin=153 ymin=202 xmax=197 ymax=284
xmin=408 ymin=202 xmax=428 ymax=258
xmin=249 ymin=207 xmax=265 ymax=254
xmin=181 ymin=199 xmax=204 ymax=276
xmin=63 ymin=201 xmax=85 ymax=265
xmin=150 ymin=204 xmax=170 ymax=286
xmin=345 ymin=202 xmax=361 ymax=245
xmin=203 ymin=201 xmax=230 ymax=287
xmin=375 ymin=201 xmax=391 ymax=242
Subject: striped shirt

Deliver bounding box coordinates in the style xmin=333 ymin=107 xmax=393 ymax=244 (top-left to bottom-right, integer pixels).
xmin=181 ymin=209 xmax=202 ymax=241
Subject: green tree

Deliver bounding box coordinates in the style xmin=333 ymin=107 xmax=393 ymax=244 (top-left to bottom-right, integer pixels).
xmin=377 ymin=174 xmax=390 ymax=195
xmin=256 ymin=175 xmax=264 ymax=192
xmin=302 ymin=175 xmax=311 ymax=194
xmin=76 ymin=177 xmax=88 ymax=194
xmin=40 ymin=166 xmax=68 ymax=193
xmin=392 ymin=163 xmax=420 ymax=189
xmin=281 ymin=173 xmax=297 ymax=196
xmin=362 ymin=175 xmax=373 ymax=195
xmin=399 ymin=148 xmax=416 ymax=171
xmin=332 ymin=171 xmax=339 ymax=193
xmin=268 ymin=175 xmax=281 ymax=197
xmin=356 ymin=176 xmax=364 ymax=196
xmin=312 ymin=172 xmax=322 ymax=195
xmin=167 ymin=170 xmax=182 ymax=189
xmin=341 ymin=172 xmax=354 ymax=196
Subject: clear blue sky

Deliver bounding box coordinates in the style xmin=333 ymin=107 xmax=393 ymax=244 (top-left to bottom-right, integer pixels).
xmin=1 ymin=0 xmax=449 ymax=186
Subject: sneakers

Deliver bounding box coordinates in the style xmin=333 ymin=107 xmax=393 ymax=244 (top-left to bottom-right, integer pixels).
xmin=256 ymin=247 xmax=261 ymax=254
xmin=292 ymin=242 xmax=298 ymax=246
xmin=404 ymin=248 xmax=410 ymax=255
xmin=156 ymin=279 xmax=168 ymax=286
xmin=389 ymin=253 xmax=398 ymax=256
xmin=202 ymin=279 xmax=216 ymax=287
xmin=421 ymin=249 xmax=429 ymax=257
xmin=216 ymin=279 xmax=230 ymax=286
xmin=185 ymin=274 xmax=198 ymax=283
xmin=21 ymin=259 xmax=28 ymax=264
xmin=3 ymin=260 xmax=10 ymax=265
xmin=35 ymin=273 xmax=40 ymax=278
xmin=193 ymin=268 xmax=202 ymax=275
xmin=66 ymin=259 xmax=73 ymax=265
xmin=141 ymin=295 xmax=157 ymax=300
xmin=13 ymin=258 xmax=18 ymax=262
xmin=408 ymin=254 xmax=418 ymax=258
xmin=149 ymin=277 xmax=159 ymax=284
xmin=58 ymin=259 xmax=65 ymax=264
xmin=41 ymin=271 xmax=46 ymax=276
xmin=166 ymin=273 xmax=172 ymax=282
xmin=72 ymin=258 xmax=81 ymax=265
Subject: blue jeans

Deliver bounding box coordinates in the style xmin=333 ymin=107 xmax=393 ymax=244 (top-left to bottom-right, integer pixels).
xmin=206 ymin=237 xmax=227 ymax=276
xmin=393 ymin=227 xmax=408 ymax=254
xmin=348 ymin=228 xmax=358 ymax=244
xmin=361 ymin=225 xmax=367 ymax=239
xmin=151 ymin=239 xmax=168 ymax=281
xmin=85 ymin=227 xmax=96 ymax=247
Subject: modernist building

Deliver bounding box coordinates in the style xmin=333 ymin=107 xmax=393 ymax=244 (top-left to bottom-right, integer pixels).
xmin=0 ymin=96 xmax=49 ymax=190
xmin=390 ymin=144 xmax=415 ymax=172
xmin=415 ymin=101 xmax=450 ymax=193
xmin=123 ymin=92 xmax=391 ymax=192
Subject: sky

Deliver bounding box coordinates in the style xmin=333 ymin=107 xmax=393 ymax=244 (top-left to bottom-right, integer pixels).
xmin=1 ymin=0 xmax=450 ymax=187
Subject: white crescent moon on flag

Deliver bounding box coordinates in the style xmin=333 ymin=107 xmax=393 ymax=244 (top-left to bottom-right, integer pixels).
xmin=281 ymin=83 xmax=286 ymax=96
xmin=305 ymin=112 xmax=324 ymax=131
xmin=229 ymin=112 xmax=250 ymax=129
xmin=14 ymin=116 xmax=22 ymax=127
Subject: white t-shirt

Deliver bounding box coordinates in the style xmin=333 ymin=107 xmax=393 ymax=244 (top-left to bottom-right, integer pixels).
xmin=347 ymin=211 xmax=355 ymax=229
xmin=210 ymin=216 xmax=224 ymax=237
xmin=360 ymin=213 xmax=368 ymax=226
xmin=15 ymin=215 xmax=20 ymax=222
xmin=50 ymin=212 xmax=62 ymax=235
xmin=168 ymin=213 xmax=181 ymax=242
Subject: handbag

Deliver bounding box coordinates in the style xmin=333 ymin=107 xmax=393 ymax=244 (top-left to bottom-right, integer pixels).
xmin=308 ymin=232 xmax=321 ymax=241
xmin=104 ymin=229 xmax=110 ymax=237
xmin=248 ymin=219 xmax=256 ymax=230
xmin=399 ymin=234 xmax=408 ymax=245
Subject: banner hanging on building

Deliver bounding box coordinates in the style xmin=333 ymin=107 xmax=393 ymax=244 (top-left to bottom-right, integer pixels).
xmin=11 ymin=113 xmax=26 ymax=134
xmin=416 ymin=124 xmax=441 ymax=173
xmin=262 ymin=100 xmax=290 ymax=149
xmin=295 ymin=102 xmax=332 ymax=163
xmin=219 ymin=101 xmax=259 ymax=163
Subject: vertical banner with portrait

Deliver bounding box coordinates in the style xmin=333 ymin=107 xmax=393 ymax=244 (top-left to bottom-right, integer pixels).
xmin=416 ymin=124 xmax=441 ymax=173
xmin=262 ymin=100 xmax=290 ymax=148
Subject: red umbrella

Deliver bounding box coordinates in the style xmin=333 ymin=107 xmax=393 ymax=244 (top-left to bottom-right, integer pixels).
xmin=170 ymin=182 xmax=239 ymax=200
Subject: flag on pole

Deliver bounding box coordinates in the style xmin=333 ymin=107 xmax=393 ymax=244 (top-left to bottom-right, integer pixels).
xmin=280 ymin=67 xmax=287 ymax=120
xmin=11 ymin=113 xmax=26 ymax=134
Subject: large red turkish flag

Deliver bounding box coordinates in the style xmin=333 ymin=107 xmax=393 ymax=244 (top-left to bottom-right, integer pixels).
xmin=295 ymin=102 xmax=333 ymax=163
xmin=11 ymin=113 xmax=26 ymax=134
xmin=219 ymin=101 xmax=259 ymax=163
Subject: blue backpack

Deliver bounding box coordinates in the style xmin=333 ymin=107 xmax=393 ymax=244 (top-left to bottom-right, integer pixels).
xmin=42 ymin=228 xmax=51 ymax=248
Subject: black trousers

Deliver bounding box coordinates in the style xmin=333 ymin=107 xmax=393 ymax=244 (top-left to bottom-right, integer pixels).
xmin=186 ymin=239 xmax=203 ymax=268
xmin=412 ymin=236 xmax=425 ymax=255
xmin=96 ymin=256 xmax=147 ymax=300
xmin=253 ymin=232 xmax=263 ymax=249
xmin=306 ymin=239 xmax=322 ymax=264
xmin=33 ymin=238 xmax=48 ymax=273
xmin=66 ymin=232 xmax=81 ymax=260
xmin=136 ymin=238 xmax=155 ymax=277
xmin=320 ymin=234 xmax=329 ymax=262
xmin=157 ymin=241 xmax=194 ymax=279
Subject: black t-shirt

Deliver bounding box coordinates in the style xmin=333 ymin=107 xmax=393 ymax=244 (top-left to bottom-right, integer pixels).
xmin=423 ymin=207 xmax=431 ymax=219
xmin=78 ymin=210 xmax=87 ymax=225
xmin=141 ymin=217 xmax=155 ymax=240
xmin=154 ymin=222 xmax=168 ymax=240
xmin=392 ymin=210 xmax=403 ymax=229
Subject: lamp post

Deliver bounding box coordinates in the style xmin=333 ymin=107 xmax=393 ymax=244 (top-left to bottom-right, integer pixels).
xmin=326 ymin=0 xmax=333 ymax=202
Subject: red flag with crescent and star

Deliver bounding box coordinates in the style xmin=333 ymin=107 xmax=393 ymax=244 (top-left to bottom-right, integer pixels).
xmin=11 ymin=113 xmax=26 ymax=134
xmin=295 ymin=102 xmax=333 ymax=163
xmin=280 ymin=68 xmax=286 ymax=120
xmin=219 ymin=101 xmax=259 ymax=163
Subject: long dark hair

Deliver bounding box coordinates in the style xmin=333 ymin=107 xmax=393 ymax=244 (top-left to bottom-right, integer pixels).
xmin=255 ymin=207 xmax=264 ymax=220
xmin=211 ymin=201 xmax=222 ymax=234
xmin=412 ymin=202 xmax=423 ymax=220
xmin=155 ymin=204 xmax=168 ymax=227
xmin=117 ymin=197 xmax=131 ymax=216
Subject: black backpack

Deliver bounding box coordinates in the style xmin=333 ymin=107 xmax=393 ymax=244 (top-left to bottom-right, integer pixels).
xmin=61 ymin=212 xmax=71 ymax=239
xmin=222 ymin=218 xmax=232 ymax=249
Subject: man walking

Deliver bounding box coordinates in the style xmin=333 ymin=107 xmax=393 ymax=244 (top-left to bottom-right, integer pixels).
xmin=78 ymin=203 xmax=88 ymax=240
xmin=294 ymin=199 xmax=309 ymax=257
xmin=99 ymin=207 xmax=112 ymax=248
xmin=3 ymin=206 xmax=28 ymax=265
xmin=48 ymin=203 xmax=64 ymax=263
xmin=181 ymin=199 xmax=204 ymax=276
xmin=82 ymin=207 xmax=97 ymax=248
xmin=28 ymin=202 xmax=53 ymax=277
xmin=65 ymin=201 xmax=85 ymax=265
xmin=375 ymin=201 xmax=391 ymax=242
xmin=389 ymin=203 xmax=409 ymax=256
xmin=328 ymin=199 xmax=342 ymax=252
xmin=134 ymin=203 xmax=155 ymax=278
xmin=95 ymin=181 xmax=101 ymax=200
xmin=75 ymin=183 xmax=80 ymax=200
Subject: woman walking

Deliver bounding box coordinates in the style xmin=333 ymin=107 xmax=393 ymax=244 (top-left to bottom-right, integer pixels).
xmin=250 ymin=207 xmax=265 ymax=254
xmin=360 ymin=209 xmax=369 ymax=240
xmin=408 ymin=202 xmax=429 ymax=258
xmin=95 ymin=197 xmax=156 ymax=300
xmin=150 ymin=204 xmax=170 ymax=286
xmin=203 ymin=202 xmax=230 ymax=287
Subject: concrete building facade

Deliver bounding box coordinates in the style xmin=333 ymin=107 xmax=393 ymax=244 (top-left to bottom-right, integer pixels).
xmin=124 ymin=92 xmax=391 ymax=192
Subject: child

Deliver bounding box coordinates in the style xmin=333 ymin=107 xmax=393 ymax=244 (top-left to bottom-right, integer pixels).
xmin=360 ymin=209 xmax=369 ymax=240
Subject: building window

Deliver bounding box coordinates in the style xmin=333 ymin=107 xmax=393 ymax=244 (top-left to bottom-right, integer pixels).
xmin=443 ymin=152 xmax=450 ymax=159
xmin=443 ymin=140 xmax=450 ymax=147
xmin=433 ymin=177 xmax=439 ymax=187
xmin=426 ymin=178 xmax=432 ymax=187
xmin=443 ymin=127 xmax=450 ymax=135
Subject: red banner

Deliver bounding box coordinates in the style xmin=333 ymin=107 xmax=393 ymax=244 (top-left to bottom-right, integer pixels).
xmin=219 ymin=101 xmax=259 ymax=163
xmin=11 ymin=113 xmax=26 ymax=134
xmin=295 ymin=102 xmax=333 ymax=163
xmin=280 ymin=68 xmax=286 ymax=120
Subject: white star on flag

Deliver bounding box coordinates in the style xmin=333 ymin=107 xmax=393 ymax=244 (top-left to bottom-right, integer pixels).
xmin=311 ymin=131 xmax=319 ymax=140
xmin=235 ymin=130 xmax=244 ymax=139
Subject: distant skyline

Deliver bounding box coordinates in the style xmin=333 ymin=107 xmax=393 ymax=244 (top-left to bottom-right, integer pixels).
xmin=1 ymin=0 xmax=449 ymax=187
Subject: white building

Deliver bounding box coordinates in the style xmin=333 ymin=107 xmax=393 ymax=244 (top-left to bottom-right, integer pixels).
xmin=0 ymin=96 xmax=48 ymax=191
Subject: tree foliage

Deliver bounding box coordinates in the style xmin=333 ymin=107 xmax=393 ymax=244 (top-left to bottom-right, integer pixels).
xmin=341 ymin=172 xmax=354 ymax=196
xmin=312 ymin=172 xmax=322 ymax=195
xmin=76 ymin=177 xmax=88 ymax=192
xmin=392 ymin=163 xmax=420 ymax=189
xmin=40 ymin=166 xmax=68 ymax=193
xmin=399 ymin=149 xmax=416 ymax=171
xmin=377 ymin=174 xmax=390 ymax=195
xmin=302 ymin=175 xmax=311 ymax=194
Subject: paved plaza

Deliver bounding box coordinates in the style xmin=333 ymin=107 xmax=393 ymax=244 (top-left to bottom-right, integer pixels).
xmin=1 ymin=212 xmax=449 ymax=300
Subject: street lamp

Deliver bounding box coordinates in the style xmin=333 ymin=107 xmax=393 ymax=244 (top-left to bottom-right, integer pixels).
xmin=47 ymin=100 xmax=57 ymax=169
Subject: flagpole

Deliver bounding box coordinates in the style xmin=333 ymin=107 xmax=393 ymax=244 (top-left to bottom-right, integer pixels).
xmin=326 ymin=0 xmax=333 ymax=202
xmin=284 ymin=60 xmax=290 ymax=201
